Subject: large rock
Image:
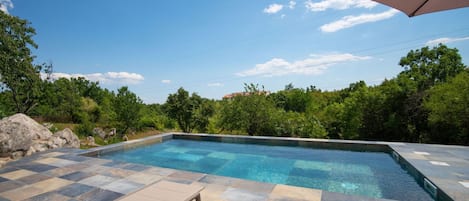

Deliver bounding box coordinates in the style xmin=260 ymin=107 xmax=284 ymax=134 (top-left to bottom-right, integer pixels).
xmin=93 ymin=127 xmax=107 ymax=139
xmin=0 ymin=114 xmax=53 ymax=157
xmin=48 ymin=128 xmax=80 ymax=149
xmin=0 ymin=114 xmax=81 ymax=164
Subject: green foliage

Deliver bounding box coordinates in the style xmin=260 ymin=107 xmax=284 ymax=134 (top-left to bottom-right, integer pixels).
xmin=1 ymin=10 xmax=468 ymax=146
xmin=219 ymin=83 xmax=278 ymax=136
xmin=165 ymin=87 xmax=214 ymax=133
xmin=399 ymin=44 xmax=465 ymax=91
xmin=0 ymin=12 xmax=45 ymax=114
xmin=424 ymin=71 xmax=469 ymax=144
xmin=113 ymin=86 xmax=143 ymax=134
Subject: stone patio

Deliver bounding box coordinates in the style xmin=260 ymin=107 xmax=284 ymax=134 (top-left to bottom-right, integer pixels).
xmin=0 ymin=133 xmax=467 ymax=201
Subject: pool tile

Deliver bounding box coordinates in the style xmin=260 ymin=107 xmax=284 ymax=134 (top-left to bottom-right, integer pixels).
xmin=56 ymin=154 xmax=90 ymax=162
xmin=102 ymin=160 xmax=128 ymax=168
xmin=41 ymin=152 xmax=66 ymax=158
xmin=0 ymin=180 xmax=24 ymax=193
xmin=0 ymin=169 xmax=36 ymax=180
xmin=30 ymin=177 xmax=74 ymax=193
xmin=63 ymin=163 xmax=91 ymax=171
xmin=42 ymin=167 xmax=76 ymax=177
xmin=125 ymin=172 xmax=163 ymax=185
xmin=23 ymin=191 xmax=71 ymax=201
xmin=231 ymin=179 xmax=275 ymax=195
xmin=221 ymin=187 xmax=268 ymax=201
xmin=76 ymin=188 xmax=124 ymax=201
xmin=142 ymin=167 xmax=175 ymax=176
xmin=270 ymin=184 xmax=322 ymax=201
xmin=320 ymin=190 xmax=383 ymax=201
xmin=459 ymin=181 xmax=469 ymax=188
xmin=35 ymin=157 xmax=78 ymax=167
xmin=199 ymin=183 xmax=226 ymax=201
xmin=16 ymin=173 xmax=52 ymax=184
xmin=168 ymin=171 xmax=206 ymax=182
xmin=101 ymin=168 xmax=136 ymax=178
xmin=18 ymin=163 xmax=57 ymax=172
xmin=60 ymin=171 xmax=96 ymax=181
xmin=413 ymin=151 xmax=430 ymax=156
xmin=430 ymin=161 xmax=450 ymax=166
xmin=0 ymin=185 xmax=44 ymax=200
xmin=82 ymin=165 xmax=113 ymax=174
xmin=101 ymin=179 xmax=145 ymax=194
xmin=121 ymin=163 xmax=151 ymax=171
xmin=79 ymin=175 xmax=119 ymax=187
xmin=199 ymin=175 xmax=241 ymax=186
xmin=56 ymin=183 xmax=95 ymax=197
xmin=0 ymin=167 xmax=19 ymax=174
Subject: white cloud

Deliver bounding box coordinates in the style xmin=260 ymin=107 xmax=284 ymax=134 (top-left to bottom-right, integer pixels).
xmin=161 ymin=79 xmax=171 ymax=84
xmin=425 ymin=36 xmax=469 ymax=46
xmin=0 ymin=0 xmax=13 ymax=14
xmin=237 ymin=53 xmax=371 ymax=77
xmin=289 ymin=1 xmax=296 ymax=9
xmin=263 ymin=4 xmax=283 ymax=14
xmin=320 ymin=9 xmax=399 ymax=33
xmin=305 ymin=0 xmax=377 ymax=12
xmin=208 ymin=83 xmax=224 ymax=87
xmin=41 ymin=71 xmax=144 ymax=85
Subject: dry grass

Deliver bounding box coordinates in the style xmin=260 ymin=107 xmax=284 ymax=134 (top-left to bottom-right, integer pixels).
xmin=127 ymin=129 xmax=163 ymax=140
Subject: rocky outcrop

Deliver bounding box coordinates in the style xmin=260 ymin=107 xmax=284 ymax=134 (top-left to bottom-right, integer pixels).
xmin=0 ymin=113 xmax=52 ymax=157
xmin=48 ymin=128 xmax=80 ymax=149
xmin=0 ymin=113 xmax=81 ymax=166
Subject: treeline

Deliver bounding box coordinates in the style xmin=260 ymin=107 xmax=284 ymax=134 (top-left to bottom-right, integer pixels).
xmin=1 ymin=12 xmax=468 ymax=145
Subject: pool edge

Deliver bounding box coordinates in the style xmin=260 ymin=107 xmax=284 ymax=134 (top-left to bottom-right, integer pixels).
xmin=80 ymin=132 xmax=459 ymax=201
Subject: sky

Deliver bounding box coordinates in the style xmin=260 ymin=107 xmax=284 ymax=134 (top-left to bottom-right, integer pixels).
xmin=2 ymin=0 xmax=469 ymax=103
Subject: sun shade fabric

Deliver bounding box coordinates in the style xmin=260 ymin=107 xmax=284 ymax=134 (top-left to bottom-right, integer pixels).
xmin=372 ymin=0 xmax=469 ymax=17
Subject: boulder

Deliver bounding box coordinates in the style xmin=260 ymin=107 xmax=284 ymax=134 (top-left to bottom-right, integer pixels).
xmin=0 ymin=113 xmax=52 ymax=157
xmin=49 ymin=128 xmax=80 ymax=148
xmin=93 ymin=127 xmax=107 ymax=139
xmin=0 ymin=114 xmax=81 ymax=163
xmin=82 ymin=136 xmax=99 ymax=147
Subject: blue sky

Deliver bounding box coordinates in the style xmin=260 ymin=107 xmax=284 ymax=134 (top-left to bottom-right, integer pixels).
xmin=2 ymin=0 xmax=469 ymax=103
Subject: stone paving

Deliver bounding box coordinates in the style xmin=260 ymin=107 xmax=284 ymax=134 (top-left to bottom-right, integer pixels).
xmin=0 ymin=148 xmax=394 ymax=201
xmin=390 ymin=143 xmax=469 ymax=201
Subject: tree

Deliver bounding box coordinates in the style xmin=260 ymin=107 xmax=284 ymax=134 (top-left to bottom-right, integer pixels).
xmin=165 ymin=87 xmax=213 ymax=133
xmin=399 ymin=44 xmax=466 ymax=91
xmin=424 ymin=71 xmax=469 ymax=145
xmin=0 ymin=12 xmax=44 ymax=114
xmin=114 ymin=86 xmax=143 ymax=134
xmin=218 ymin=83 xmax=278 ymax=136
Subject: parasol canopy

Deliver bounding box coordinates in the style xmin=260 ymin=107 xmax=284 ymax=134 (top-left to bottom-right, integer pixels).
xmin=372 ymin=0 xmax=469 ymax=17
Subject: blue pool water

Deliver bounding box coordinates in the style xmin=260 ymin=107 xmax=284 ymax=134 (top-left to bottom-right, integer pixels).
xmin=99 ymin=139 xmax=432 ymax=200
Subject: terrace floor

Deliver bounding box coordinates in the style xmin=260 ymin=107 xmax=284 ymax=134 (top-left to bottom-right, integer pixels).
xmin=0 ymin=133 xmax=468 ymax=201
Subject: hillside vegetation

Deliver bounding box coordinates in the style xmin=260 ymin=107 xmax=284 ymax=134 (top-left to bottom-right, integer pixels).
xmin=1 ymin=12 xmax=468 ymax=145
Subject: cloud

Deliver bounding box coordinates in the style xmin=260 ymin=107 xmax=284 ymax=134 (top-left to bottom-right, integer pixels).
xmin=237 ymin=53 xmax=371 ymax=77
xmin=305 ymin=0 xmax=377 ymax=12
xmin=0 ymin=0 xmax=13 ymax=14
xmin=161 ymin=79 xmax=171 ymax=84
xmin=41 ymin=71 xmax=144 ymax=85
xmin=208 ymin=83 xmax=224 ymax=87
xmin=320 ymin=9 xmax=399 ymax=33
xmin=263 ymin=4 xmax=283 ymax=14
xmin=289 ymin=1 xmax=296 ymax=9
xmin=425 ymin=36 xmax=469 ymax=46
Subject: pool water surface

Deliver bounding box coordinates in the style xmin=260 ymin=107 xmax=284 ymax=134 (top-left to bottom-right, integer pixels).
xmin=99 ymin=139 xmax=432 ymax=200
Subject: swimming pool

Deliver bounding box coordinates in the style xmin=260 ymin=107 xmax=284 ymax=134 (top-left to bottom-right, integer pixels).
xmin=98 ymin=138 xmax=432 ymax=200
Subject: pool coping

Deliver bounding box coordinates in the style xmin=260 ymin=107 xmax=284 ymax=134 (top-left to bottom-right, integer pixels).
xmin=80 ymin=133 xmax=469 ymax=201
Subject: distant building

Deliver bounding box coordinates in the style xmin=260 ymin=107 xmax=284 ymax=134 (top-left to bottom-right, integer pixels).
xmin=222 ymin=91 xmax=270 ymax=99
